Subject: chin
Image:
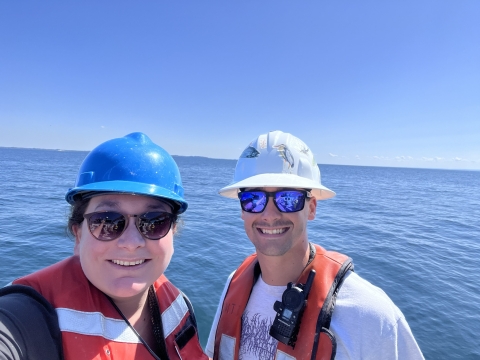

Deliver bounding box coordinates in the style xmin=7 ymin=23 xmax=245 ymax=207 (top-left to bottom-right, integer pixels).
xmin=101 ymin=280 xmax=151 ymax=300
xmin=255 ymin=240 xmax=293 ymax=257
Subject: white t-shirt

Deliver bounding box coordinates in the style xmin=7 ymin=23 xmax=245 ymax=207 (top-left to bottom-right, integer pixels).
xmin=206 ymin=271 xmax=424 ymax=360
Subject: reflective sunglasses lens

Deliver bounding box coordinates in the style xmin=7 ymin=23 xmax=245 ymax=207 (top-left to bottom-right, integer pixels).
xmin=239 ymin=192 xmax=267 ymax=213
xmin=137 ymin=212 xmax=173 ymax=240
xmin=87 ymin=212 xmax=126 ymax=241
xmin=274 ymin=191 xmax=306 ymax=212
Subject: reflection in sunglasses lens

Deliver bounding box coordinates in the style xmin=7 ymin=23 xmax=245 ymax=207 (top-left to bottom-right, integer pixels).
xmin=138 ymin=213 xmax=172 ymax=239
xmin=276 ymin=191 xmax=303 ymax=212
xmin=85 ymin=211 xmax=173 ymax=241
xmin=239 ymin=191 xmax=306 ymax=213
xmin=88 ymin=212 xmax=125 ymax=241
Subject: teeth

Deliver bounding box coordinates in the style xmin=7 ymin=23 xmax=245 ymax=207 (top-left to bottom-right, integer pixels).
xmin=261 ymin=228 xmax=286 ymax=235
xmin=112 ymin=259 xmax=145 ymax=266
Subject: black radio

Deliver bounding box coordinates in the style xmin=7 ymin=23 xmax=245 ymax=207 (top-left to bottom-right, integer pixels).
xmin=269 ymin=270 xmax=316 ymax=348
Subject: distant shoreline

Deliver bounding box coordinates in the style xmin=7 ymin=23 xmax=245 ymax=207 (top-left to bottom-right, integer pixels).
xmin=1 ymin=146 xmax=478 ymax=172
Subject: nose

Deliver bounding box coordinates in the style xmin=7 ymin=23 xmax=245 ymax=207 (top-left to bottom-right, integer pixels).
xmin=261 ymin=195 xmax=281 ymax=221
xmin=116 ymin=218 xmax=145 ymax=250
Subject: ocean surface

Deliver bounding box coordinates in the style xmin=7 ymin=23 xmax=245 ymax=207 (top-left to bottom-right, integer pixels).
xmin=0 ymin=147 xmax=479 ymax=359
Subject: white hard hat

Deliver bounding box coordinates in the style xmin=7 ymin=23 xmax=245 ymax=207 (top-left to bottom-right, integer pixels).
xmin=219 ymin=130 xmax=335 ymax=200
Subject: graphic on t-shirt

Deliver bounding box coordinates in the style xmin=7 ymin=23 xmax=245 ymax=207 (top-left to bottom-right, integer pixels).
xmin=240 ymin=311 xmax=278 ymax=360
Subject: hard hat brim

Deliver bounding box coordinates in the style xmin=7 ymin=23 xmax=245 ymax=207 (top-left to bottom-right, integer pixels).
xmin=218 ymin=173 xmax=336 ymax=200
xmin=65 ymin=180 xmax=188 ymax=214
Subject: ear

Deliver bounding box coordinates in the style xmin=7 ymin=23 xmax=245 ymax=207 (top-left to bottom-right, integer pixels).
xmin=72 ymin=224 xmax=82 ymax=255
xmin=307 ymin=197 xmax=317 ymax=221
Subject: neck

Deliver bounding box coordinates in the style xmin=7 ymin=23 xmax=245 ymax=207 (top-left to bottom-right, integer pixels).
xmin=257 ymin=240 xmax=310 ymax=286
xmin=112 ymin=290 xmax=149 ymax=321
xmin=111 ymin=289 xmax=156 ymax=350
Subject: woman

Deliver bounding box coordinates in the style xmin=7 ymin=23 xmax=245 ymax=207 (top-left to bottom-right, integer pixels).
xmin=0 ymin=133 xmax=208 ymax=360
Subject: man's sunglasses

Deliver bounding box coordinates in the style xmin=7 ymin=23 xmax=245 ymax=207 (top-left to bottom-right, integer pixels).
xmin=83 ymin=211 xmax=176 ymax=241
xmin=238 ymin=190 xmax=312 ymax=213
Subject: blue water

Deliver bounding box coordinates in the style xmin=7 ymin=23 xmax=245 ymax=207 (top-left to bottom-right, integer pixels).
xmin=0 ymin=148 xmax=479 ymax=359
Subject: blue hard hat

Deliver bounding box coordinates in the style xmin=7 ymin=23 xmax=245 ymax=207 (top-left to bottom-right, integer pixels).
xmin=65 ymin=132 xmax=187 ymax=214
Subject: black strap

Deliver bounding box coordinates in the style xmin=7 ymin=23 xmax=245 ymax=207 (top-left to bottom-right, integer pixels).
xmin=106 ymin=286 xmax=169 ymax=360
xmin=174 ymin=292 xmax=202 ymax=351
xmin=148 ymin=286 xmax=169 ymax=360
xmin=311 ymin=258 xmax=354 ymax=360
xmin=320 ymin=259 xmax=354 ymax=329
xmin=181 ymin=292 xmax=198 ymax=329
xmin=174 ymin=317 xmax=196 ymax=350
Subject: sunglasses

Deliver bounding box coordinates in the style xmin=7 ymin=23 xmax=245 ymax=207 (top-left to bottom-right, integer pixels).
xmin=83 ymin=211 xmax=176 ymax=241
xmin=238 ymin=190 xmax=312 ymax=213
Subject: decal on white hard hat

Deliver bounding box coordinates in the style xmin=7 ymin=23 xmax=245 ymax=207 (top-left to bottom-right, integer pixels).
xmin=219 ymin=130 xmax=335 ymax=200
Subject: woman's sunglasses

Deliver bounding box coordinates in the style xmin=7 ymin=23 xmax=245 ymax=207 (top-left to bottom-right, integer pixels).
xmin=83 ymin=211 xmax=176 ymax=241
xmin=238 ymin=190 xmax=312 ymax=213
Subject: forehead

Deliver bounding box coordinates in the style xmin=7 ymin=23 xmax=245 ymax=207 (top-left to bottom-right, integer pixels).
xmin=87 ymin=193 xmax=172 ymax=212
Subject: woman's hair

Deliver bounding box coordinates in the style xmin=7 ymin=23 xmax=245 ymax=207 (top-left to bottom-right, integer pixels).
xmin=67 ymin=197 xmax=91 ymax=238
xmin=67 ymin=195 xmax=183 ymax=239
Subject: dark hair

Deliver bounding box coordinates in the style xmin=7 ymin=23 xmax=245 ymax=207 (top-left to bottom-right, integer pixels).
xmin=67 ymin=195 xmax=183 ymax=238
xmin=67 ymin=197 xmax=91 ymax=238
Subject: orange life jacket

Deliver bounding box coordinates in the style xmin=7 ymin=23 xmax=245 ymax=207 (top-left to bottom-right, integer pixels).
xmin=213 ymin=244 xmax=353 ymax=360
xmin=13 ymin=256 xmax=207 ymax=360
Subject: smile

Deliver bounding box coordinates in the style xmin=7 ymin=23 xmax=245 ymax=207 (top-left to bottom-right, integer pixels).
xmin=260 ymin=228 xmax=287 ymax=235
xmin=110 ymin=259 xmax=146 ymax=266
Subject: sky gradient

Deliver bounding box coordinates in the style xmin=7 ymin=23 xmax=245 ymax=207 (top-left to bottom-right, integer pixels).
xmin=1 ymin=1 xmax=479 ymax=170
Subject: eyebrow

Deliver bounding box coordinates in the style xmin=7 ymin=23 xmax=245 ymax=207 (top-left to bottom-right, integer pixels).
xmin=94 ymin=200 xmax=120 ymax=210
xmin=93 ymin=200 xmax=171 ymax=212
xmin=146 ymin=203 xmax=171 ymax=211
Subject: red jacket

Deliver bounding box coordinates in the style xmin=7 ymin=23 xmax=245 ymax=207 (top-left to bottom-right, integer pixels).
xmin=14 ymin=256 xmax=207 ymax=360
xmin=213 ymin=244 xmax=353 ymax=360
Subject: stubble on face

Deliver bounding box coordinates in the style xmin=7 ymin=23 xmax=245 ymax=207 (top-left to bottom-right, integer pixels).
xmin=241 ymin=189 xmax=317 ymax=258
xmin=245 ymin=218 xmax=299 ymax=256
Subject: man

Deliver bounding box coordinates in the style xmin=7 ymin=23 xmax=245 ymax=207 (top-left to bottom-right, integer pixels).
xmin=206 ymin=130 xmax=424 ymax=360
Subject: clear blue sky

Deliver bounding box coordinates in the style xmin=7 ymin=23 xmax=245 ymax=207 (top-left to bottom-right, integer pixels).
xmin=1 ymin=1 xmax=479 ymax=170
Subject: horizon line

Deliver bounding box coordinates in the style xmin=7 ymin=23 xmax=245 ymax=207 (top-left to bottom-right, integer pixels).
xmin=1 ymin=145 xmax=479 ymax=172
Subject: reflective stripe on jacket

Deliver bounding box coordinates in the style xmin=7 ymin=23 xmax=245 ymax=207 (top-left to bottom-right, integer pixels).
xmin=13 ymin=256 xmax=207 ymax=360
xmin=213 ymin=244 xmax=353 ymax=360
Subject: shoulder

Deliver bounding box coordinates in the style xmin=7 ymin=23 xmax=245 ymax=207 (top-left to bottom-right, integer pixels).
xmin=0 ymin=285 xmax=63 ymax=360
xmin=333 ymin=271 xmax=405 ymax=335
xmin=331 ymin=272 xmax=424 ymax=359
xmin=336 ymin=271 xmax=403 ymax=320
xmin=12 ymin=257 xmax=91 ymax=307
xmin=0 ymin=284 xmax=53 ymax=306
xmin=13 ymin=256 xmax=80 ymax=289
